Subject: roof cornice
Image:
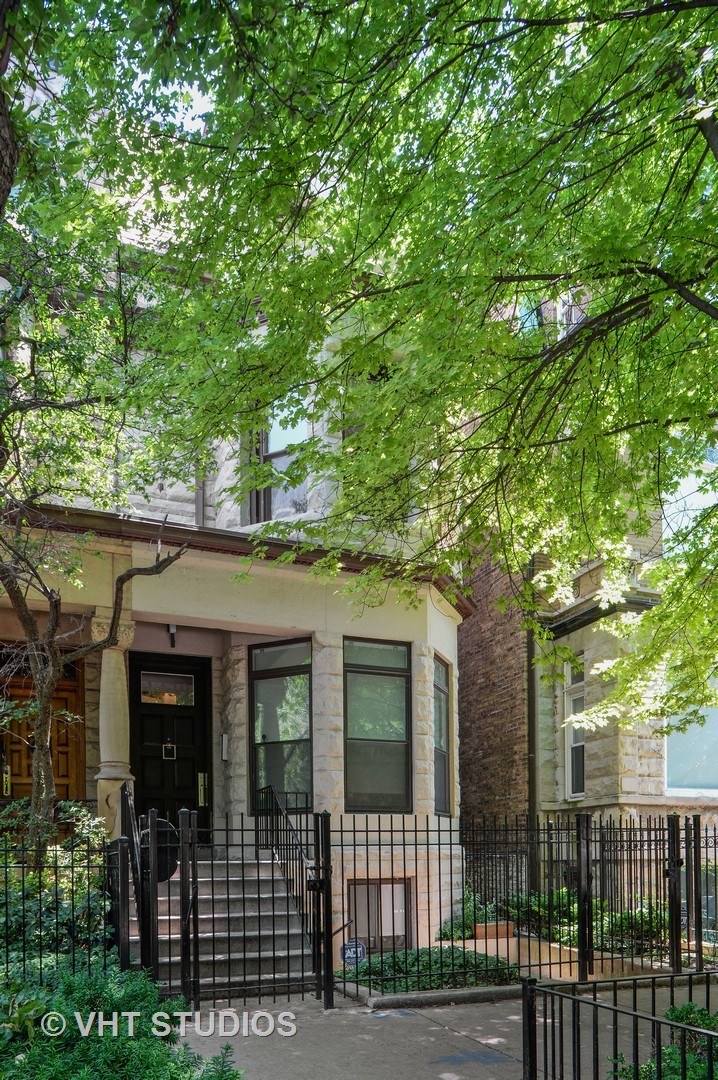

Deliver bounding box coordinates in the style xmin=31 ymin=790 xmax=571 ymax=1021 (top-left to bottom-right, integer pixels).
xmin=30 ymin=506 xmax=476 ymax=619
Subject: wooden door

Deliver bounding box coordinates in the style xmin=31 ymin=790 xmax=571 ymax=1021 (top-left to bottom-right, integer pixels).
xmin=2 ymin=680 xmax=86 ymax=802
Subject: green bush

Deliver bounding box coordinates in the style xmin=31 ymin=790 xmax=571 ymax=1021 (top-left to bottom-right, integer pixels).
xmin=596 ymin=901 xmax=669 ymax=956
xmin=436 ymin=886 xmax=497 ymax=941
xmin=505 ymin=889 xmax=668 ymax=955
xmin=0 ymin=965 xmax=243 ymax=1079
xmin=338 ymin=945 xmax=519 ymax=993
xmin=0 ymin=986 xmax=49 ymax=1045
xmin=613 ymin=1003 xmax=718 ymax=1078
xmin=0 ymin=801 xmax=111 ymax=961
xmin=506 ymin=888 xmax=579 ymax=940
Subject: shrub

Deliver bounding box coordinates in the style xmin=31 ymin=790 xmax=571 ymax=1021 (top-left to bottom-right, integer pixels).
xmin=614 ymin=1002 xmax=718 ymax=1078
xmin=0 ymin=965 xmax=243 ymax=1079
xmin=0 ymin=986 xmax=49 ymax=1046
xmin=0 ymin=801 xmax=111 ymax=965
xmin=505 ymin=890 xmax=668 ymax=955
xmin=597 ymin=901 xmax=669 ymax=956
xmin=339 ymin=945 xmax=519 ymax=993
xmin=436 ymin=886 xmax=497 ymax=941
xmin=506 ymin=889 xmax=579 ymax=940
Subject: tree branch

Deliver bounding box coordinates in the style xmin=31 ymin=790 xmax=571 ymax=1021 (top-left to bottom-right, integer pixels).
xmin=641 ymin=265 xmax=718 ymax=319
xmin=64 ymin=543 xmax=189 ymax=663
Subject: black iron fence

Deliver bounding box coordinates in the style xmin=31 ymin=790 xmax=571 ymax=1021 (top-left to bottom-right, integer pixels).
xmin=523 ymin=971 xmax=718 ymax=1079
xmin=333 ymin=812 xmax=710 ymax=998
xmin=0 ymin=830 xmax=113 ymax=986
xmin=113 ymin=784 xmax=333 ymax=1006
xmin=4 ymin=806 xmax=718 ymax=1005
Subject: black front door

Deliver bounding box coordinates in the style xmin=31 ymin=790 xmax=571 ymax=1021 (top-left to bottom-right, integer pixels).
xmin=129 ymin=653 xmax=211 ymax=829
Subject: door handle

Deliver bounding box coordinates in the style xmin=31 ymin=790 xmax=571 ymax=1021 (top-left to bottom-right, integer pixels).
xmin=198 ymin=771 xmax=208 ymax=808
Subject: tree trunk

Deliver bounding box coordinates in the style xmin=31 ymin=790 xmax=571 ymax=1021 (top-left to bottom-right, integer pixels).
xmin=29 ymin=691 xmax=56 ymax=852
xmin=0 ymin=86 xmax=17 ymax=220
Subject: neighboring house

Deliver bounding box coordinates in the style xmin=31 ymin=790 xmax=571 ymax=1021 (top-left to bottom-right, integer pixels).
xmin=458 ymin=512 xmax=718 ymax=822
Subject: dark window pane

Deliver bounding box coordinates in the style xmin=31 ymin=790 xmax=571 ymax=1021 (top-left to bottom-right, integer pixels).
xmin=141 ymin=672 xmax=194 ymax=706
xmin=570 ymin=745 xmax=585 ymax=795
xmin=255 ymin=740 xmax=311 ymax=797
xmin=344 ymin=640 xmax=409 ymax=670
xmin=346 ymin=673 xmax=407 ymax=740
xmin=346 ymin=741 xmax=409 ymax=810
xmin=252 ymin=641 xmax=311 ymax=671
xmin=254 ymin=674 xmax=310 ymax=742
xmin=435 ymin=748 xmax=450 ymax=814
xmin=569 ymin=656 xmax=585 ymax=686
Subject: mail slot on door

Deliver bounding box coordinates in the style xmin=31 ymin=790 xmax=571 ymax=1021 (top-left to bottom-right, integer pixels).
xmin=162 ymin=742 xmax=176 ymax=760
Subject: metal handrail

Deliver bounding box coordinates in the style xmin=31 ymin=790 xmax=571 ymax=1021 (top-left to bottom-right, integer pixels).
xmin=120 ymin=781 xmax=142 ymax=914
xmin=256 ymin=785 xmax=315 ymax=876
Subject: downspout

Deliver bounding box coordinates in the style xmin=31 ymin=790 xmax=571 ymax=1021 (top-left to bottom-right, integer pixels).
xmin=527 ymin=623 xmax=537 ymax=823
xmin=194 ymin=472 xmax=205 ymax=527
xmin=526 ymin=557 xmax=538 ymax=823
xmin=526 ymin=557 xmax=539 ymax=894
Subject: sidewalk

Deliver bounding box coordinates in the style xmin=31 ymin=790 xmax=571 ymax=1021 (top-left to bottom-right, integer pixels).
xmin=185 ymin=993 xmax=526 ymax=1080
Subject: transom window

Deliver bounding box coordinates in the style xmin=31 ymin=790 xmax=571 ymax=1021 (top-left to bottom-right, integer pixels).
xmin=344 ymin=638 xmax=411 ymax=812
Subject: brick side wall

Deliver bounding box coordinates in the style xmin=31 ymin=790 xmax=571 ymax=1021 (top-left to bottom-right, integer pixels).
xmin=458 ymin=561 xmax=529 ymax=818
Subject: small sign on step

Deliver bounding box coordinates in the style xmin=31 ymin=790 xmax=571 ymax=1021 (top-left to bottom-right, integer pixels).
xmin=340 ymin=938 xmax=366 ymax=964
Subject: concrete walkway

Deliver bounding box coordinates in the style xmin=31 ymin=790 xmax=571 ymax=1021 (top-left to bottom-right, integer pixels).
xmin=185 ymin=993 xmax=526 ymax=1079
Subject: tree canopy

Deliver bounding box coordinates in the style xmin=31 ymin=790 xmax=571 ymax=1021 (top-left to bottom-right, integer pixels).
xmin=1 ymin=0 xmax=718 ymax=732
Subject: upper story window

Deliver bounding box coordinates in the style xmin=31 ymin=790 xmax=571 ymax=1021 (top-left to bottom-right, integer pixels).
xmin=249 ymin=411 xmax=309 ymax=523
xmin=564 ymin=656 xmax=585 ymax=800
xmin=433 ymin=657 xmax=450 ymax=815
xmin=344 ymin=638 xmax=412 ymax=812
xmin=667 ymin=705 xmax=718 ymax=795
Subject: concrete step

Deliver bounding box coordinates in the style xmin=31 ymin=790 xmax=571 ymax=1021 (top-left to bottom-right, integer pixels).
xmin=135 ymin=909 xmax=303 ymax=936
xmin=155 ymin=894 xmax=295 ymax=919
xmin=131 ymin=926 xmax=307 ymax=961
xmin=148 ymin=948 xmax=313 ymax=980
xmin=155 ymin=970 xmax=312 ymax=1000
xmin=170 ymin=860 xmax=284 ymax=882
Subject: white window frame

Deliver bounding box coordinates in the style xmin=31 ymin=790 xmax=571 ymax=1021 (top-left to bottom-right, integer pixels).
xmin=564 ymin=657 xmax=586 ymax=800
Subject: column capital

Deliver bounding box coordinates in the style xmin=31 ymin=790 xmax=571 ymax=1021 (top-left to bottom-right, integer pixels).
xmin=90 ymin=617 xmax=135 ymax=651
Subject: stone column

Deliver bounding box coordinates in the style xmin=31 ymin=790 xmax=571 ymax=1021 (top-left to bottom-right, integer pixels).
xmin=311 ymin=632 xmax=344 ymax=815
xmin=93 ymin=618 xmax=135 ymax=838
xmin=412 ymin=641 xmax=434 ymax=816
xmin=222 ymin=643 xmax=249 ymax=824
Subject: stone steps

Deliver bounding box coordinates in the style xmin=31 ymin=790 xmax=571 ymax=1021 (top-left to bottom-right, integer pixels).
xmin=129 ymin=857 xmax=315 ymax=995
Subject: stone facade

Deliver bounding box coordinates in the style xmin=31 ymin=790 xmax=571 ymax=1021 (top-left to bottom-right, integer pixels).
xmin=220 ymin=643 xmax=249 ymax=827
xmin=310 ymin=632 xmax=344 ymax=814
